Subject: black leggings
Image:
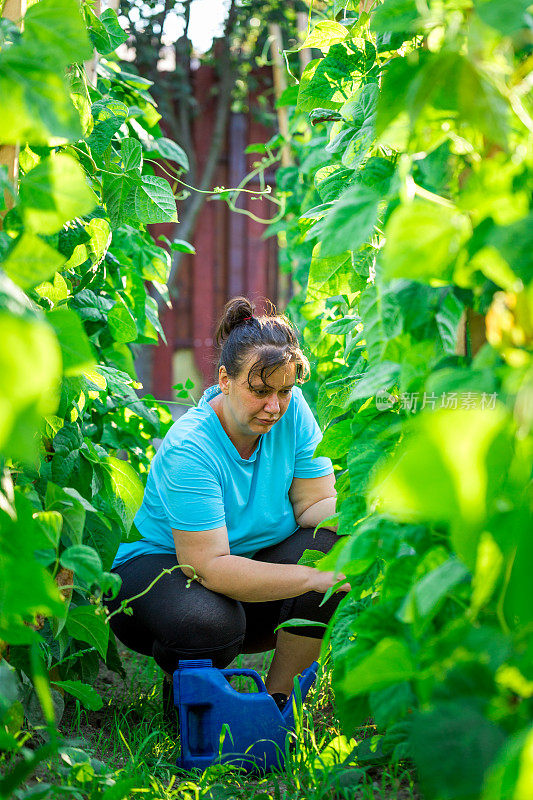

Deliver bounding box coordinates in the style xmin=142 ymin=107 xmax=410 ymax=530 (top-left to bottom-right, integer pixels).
xmin=104 ymin=527 xmax=342 ymax=674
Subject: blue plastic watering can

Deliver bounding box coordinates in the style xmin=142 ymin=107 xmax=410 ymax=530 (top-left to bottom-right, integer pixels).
xmin=173 ymin=658 xmax=319 ymax=773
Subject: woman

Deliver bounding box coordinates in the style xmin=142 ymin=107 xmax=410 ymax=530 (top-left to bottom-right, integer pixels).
xmin=105 ymin=297 xmax=348 ymax=724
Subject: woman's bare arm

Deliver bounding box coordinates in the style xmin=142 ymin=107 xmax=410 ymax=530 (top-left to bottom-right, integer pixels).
xmin=289 ymin=473 xmax=338 ymax=532
xmin=172 ymin=526 xmax=347 ymax=603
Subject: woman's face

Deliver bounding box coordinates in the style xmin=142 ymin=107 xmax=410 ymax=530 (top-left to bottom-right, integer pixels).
xmin=219 ymin=353 xmax=296 ymax=438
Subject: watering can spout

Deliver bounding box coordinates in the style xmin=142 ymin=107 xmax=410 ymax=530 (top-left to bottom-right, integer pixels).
xmin=281 ymin=660 xmax=319 ymax=725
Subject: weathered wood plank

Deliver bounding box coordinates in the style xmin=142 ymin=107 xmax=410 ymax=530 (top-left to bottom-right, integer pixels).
xmin=0 ymin=0 xmax=26 ymax=217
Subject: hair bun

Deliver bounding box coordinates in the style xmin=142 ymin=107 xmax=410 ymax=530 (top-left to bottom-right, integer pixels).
xmin=215 ymin=297 xmax=255 ymax=345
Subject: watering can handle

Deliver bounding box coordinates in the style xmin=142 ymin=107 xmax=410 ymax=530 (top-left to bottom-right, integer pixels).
xmin=220 ymin=668 xmax=268 ymax=693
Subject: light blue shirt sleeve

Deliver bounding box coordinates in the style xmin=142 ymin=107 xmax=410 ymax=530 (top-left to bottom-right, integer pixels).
xmin=293 ymin=390 xmax=334 ymax=479
xmin=156 ymin=443 xmax=226 ymax=531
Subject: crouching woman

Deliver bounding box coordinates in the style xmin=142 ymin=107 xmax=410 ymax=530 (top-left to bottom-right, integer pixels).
xmin=104 ymin=297 xmax=347 ymax=716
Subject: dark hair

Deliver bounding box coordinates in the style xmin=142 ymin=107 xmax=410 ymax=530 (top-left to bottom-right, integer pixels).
xmin=214 ymin=297 xmax=310 ymax=388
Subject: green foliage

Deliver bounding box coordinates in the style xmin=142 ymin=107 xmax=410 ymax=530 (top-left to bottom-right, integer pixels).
xmin=269 ymin=1 xmax=533 ymax=797
xmin=0 ymin=0 xmax=189 ymax=780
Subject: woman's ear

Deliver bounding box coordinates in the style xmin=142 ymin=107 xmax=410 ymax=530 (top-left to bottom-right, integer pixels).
xmin=218 ymin=365 xmax=230 ymax=395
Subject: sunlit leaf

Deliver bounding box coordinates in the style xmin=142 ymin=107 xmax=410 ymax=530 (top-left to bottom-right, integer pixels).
xmin=20 ymin=153 xmax=97 ymax=235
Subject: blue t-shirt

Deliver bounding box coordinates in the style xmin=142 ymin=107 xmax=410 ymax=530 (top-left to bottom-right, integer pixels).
xmin=111 ymin=384 xmax=333 ymax=568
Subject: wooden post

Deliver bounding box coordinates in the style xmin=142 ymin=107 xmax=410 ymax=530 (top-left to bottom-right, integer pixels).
xmin=297 ymin=12 xmax=312 ymax=73
xmin=0 ymin=0 xmax=26 ymax=218
xmin=268 ymin=23 xmax=293 ymax=309
xmin=455 ymin=308 xmax=487 ymax=357
xmin=268 ymin=23 xmax=292 ymax=169
xmin=85 ymin=0 xmax=101 ymax=86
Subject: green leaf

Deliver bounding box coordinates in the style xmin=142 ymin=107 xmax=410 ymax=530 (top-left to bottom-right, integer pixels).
xmin=324 ymin=316 xmax=360 ymax=335
xmin=85 ymin=218 xmax=112 ymax=267
xmin=134 ymin=176 xmax=178 ymax=224
xmin=103 ymin=174 xmax=136 ymax=227
xmin=380 ymin=50 xmax=510 ymax=146
xmin=345 ymin=362 xmax=401 ymax=405
xmin=314 ymin=165 xmax=354 ymax=203
xmin=422 ymin=52 xmax=509 ymax=146
xmin=71 ymin=288 xmax=114 ymax=322
xmin=369 ymin=408 xmax=509 ymax=569
xmin=34 ymin=511 xmax=63 ymax=549
xmin=35 ymin=272 xmax=69 ymax=305
xmin=371 ymin=0 xmax=422 ymax=33
xmin=310 ymin=185 xmax=379 ymax=257
xmin=169 ymin=238 xmax=196 ymax=254
xmin=24 ymin=0 xmax=92 ymax=66
xmin=398 ymin=557 xmax=470 ymax=624
xmin=121 ymin=138 xmax=142 ymax=172
xmin=50 ymin=680 xmax=103 ymax=711
xmin=88 ymin=99 xmax=128 ymax=156
xmin=1 ymin=233 xmax=65 ymax=290
xmin=315 ymin=419 xmax=353 ymax=460
xmin=0 ymin=552 xmax=65 ymax=622
xmin=370 ymin=683 xmax=415 ymax=729
xmin=46 ymin=307 xmax=96 ymax=375
xmin=471 ymin=532 xmax=504 ymax=614
xmin=307 ymin=252 xmax=351 ymax=292
xmin=504 ymin=509 xmax=533 ymax=627
xmin=20 ymin=153 xmax=97 ymax=235
xmin=46 ymin=483 xmax=86 ymax=547
xmin=301 ymin=21 xmax=348 ymax=50
xmin=297 ymin=43 xmax=365 ymax=113
xmin=436 ymin=292 xmax=464 ymax=355
xmin=60 ymin=545 xmax=104 ymax=586
xmin=66 ymin=605 xmax=109 ymax=659
xmin=337 ymin=83 xmax=378 ymax=170
xmin=64 ymin=217 xmax=111 ymax=270
xmin=275 ymin=619 xmax=328 ymax=632
xmin=0 ymin=311 xmax=61 ymax=461
xmin=0 ymin=499 xmax=65 ymax=621
xmin=108 ymin=300 xmax=137 ymax=344
xmin=411 ymin=703 xmax=506 ymax=800
xmin=486 ymin=214 xmax=533 ymax=285
xmin=381 ymin=200 xmax=471 ymax=283
xmin=342 ymin=638 xmax=414 ymax=695
xmin=53 ymin=421 xmax=83 ymax=454
xmin=84 ymin=514 xmax=121 ymax=573
xmin=298 ymin=549 xmax=328 ymax=568
xmin=474 ymin=0 xmax=531 ymax=34
xmin=0 ymin=661 xmax=20 ymax=719
xmin=482 ymin=725 xmax=533 ymax=800
xmin=101 ymin=456 xmax=144 ymax=534
xmin=0 ymin=45 xmax=82 ymax=144
xmin=86 ymin=7 xmax=128 ymax=54
xmin=145 ymin=137 xmax=189 ymax=170
xmin=275 ymin=85 xmax=299 ymax=108
xmin=376 ymin=53 xmax=424 ymax=136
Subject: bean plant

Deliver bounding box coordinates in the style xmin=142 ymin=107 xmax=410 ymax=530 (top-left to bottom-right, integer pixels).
xmin=0 ymin=0 xmax=190 ymax=787
xmin=267 ymin=1 xmax=532 ymax=798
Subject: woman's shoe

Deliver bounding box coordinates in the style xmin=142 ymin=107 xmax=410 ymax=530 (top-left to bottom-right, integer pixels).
xmin=271 ymin=692 xmax=288 ymax=712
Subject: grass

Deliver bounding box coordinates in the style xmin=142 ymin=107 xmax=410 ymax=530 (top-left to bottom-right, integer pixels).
xmin=3 ymin=648 xmax=420 ymax=800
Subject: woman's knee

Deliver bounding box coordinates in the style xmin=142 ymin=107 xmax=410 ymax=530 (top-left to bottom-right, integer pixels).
xmin=297 ymin=526 xmax=339 ymax=555
xmin=157 ymin=586 xmax=247 ymax=653
xmin=152 ymin=591 xmax=246 ymax=672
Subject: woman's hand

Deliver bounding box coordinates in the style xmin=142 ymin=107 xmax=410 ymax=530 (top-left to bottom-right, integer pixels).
xmin=309 ymin=569 xmax=350 ymax=595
